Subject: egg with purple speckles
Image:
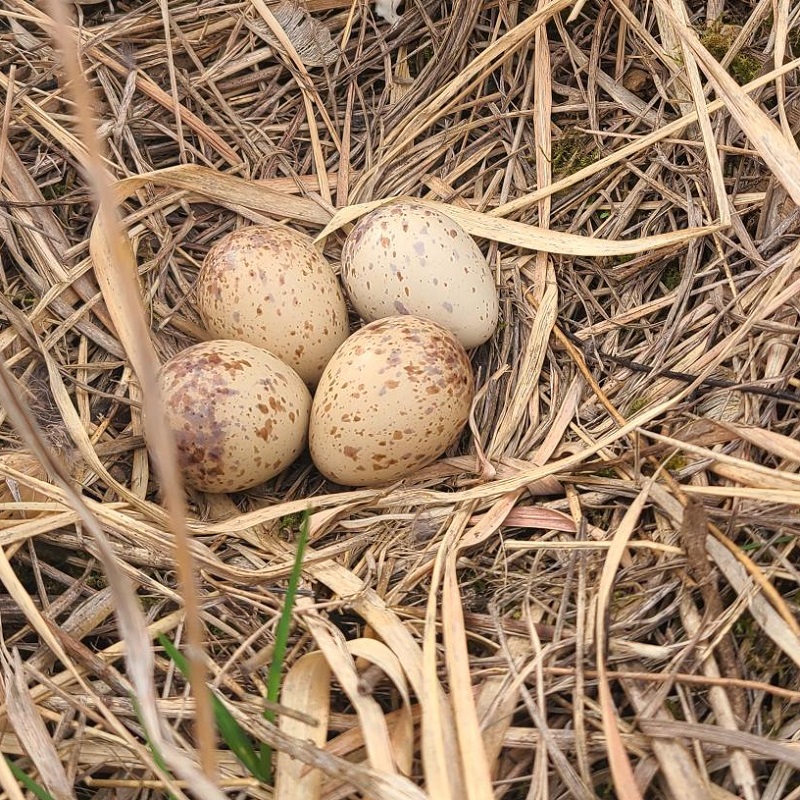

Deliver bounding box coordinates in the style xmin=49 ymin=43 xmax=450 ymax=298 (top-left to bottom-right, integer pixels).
xmin=340 ymin=201 xmax=499 ymax=349
xmin=196 ymin=225 xmax=349 ymax=386
xmin=309 ymin=316 xmax=474 ymax=486
xmin=157 ymin=340 xmax=311 ymax=493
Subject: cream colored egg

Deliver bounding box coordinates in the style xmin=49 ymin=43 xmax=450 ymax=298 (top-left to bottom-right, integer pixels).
xmin=157 ymin=340 xmax=311 ymax=493
xmin=196 ymin=225 xmax=349 ymax=386
xmin=341 ymin=201 xmax=499 ymax=349
xmin=310 ymin=316 xmax=474 ymax=486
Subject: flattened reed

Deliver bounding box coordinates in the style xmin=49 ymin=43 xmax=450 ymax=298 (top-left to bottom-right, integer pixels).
xmin=0 ymin=0 xmax=798 ymax=797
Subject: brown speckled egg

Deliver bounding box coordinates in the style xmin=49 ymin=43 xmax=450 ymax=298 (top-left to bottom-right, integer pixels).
xmin=157 ymin=340 xmax=311 ymax=493
xmin=341 ymin=201 xmax=499 ymax=350
xmin=309 ymin=316 xmax=474 ymax=486
xmin=196 ymin=225 xmax=349 ymax=386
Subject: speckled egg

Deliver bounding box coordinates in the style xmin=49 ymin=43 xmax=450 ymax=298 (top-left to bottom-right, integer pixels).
xmin=196 ymin=225 xmax=349 ymax=386
xmin=157 ymin=339 xmax=311 ymax=493
xmin=309 ymin=316 xmax=474 ymax=486
xmin=341 ymin=201 xmax=499 ymax=349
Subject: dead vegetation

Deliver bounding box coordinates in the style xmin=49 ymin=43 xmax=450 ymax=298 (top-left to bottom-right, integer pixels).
xmin=0 ymin=0 xmax=799 ymax=797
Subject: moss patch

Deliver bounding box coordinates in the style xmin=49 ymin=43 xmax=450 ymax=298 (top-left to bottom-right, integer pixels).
xmin=551 ymin=130 xmax=600 ymax=178
xmin=699 ymin=22 xmax=762 ymax=85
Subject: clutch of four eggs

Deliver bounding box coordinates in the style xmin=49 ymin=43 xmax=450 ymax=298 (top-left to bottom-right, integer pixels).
xmin=154 ymin=202 xmax=500 ymax=492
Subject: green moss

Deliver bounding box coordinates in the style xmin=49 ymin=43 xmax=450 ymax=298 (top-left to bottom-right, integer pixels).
xmin=699 ymin=29 xmax=731 ymax=60
xmin=627 ymin=397 xmax=649 ymax=415
xmin=661 ymin=261 xmax=682 ymax=290
xmin=279 ymin=511 xmax=306 ymax=536
xmin=86 ymin=571 xmax=108 ymax=591
xmin=698 ymin=21 xmax=761 ymax=85
xmin=663 ymin=454 xmax=687 ymax=472
xmin=550 ymin=130 xmax=600 ymax=178
xmin=598 ymin=253 xmax=635 ymax=269
xmin=730 ymin=53 xmax=761 ymax=85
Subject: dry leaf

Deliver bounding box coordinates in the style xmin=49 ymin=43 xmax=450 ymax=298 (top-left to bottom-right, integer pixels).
xmin=595 ymin=481 xmax=653 ymax=800
xmin=276 ymin=652 xmax=331 ymax=800
xmin=0 ymin=649 xmax=75 ymax=800
xmin=247 ymin=2 xmax=340 ymax=67
xmin=706 ymin=537 xmax=800 ymax=669
xmin=659 ymin=0 xmax=800 ymax=205
xmin=316 ymin=197 xmax=720 ymax=256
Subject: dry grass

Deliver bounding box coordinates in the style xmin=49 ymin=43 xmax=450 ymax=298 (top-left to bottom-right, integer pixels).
xmin=0 ymin=0 xmax=799 ymax=797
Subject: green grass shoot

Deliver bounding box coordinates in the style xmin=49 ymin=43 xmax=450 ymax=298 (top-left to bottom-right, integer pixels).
xmin=158 ymin=634 xmax=268 ymax=782
xmin=156 ymin=509 xmax=309 ymax=785
xmin=261 ymin=508 xmax=311 ymax=783
xmin=5 ymin=757 xmax=56 ymax=800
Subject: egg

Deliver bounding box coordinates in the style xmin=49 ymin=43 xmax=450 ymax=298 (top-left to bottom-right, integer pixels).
xmin=196 ymin=225 xmax=349 ymax=386
xmin=309 ymin=316 xmax=474 ymax=486
xmin=157 ymin=339 xmax=311 ymax=493
xmin=341 ymin=201 xmax=499 ymax=349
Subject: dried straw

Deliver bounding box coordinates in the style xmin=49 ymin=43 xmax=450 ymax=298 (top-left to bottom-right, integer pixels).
xmin=0 ymin=0 xmax=798 ymax=797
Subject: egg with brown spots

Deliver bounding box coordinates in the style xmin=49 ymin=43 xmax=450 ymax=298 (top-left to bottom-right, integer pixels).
xmin=341 ymin=201 xmax=499 ymax=349
xmin=196 ymin=225 xmax=349 ymax=386
xmin=157 ymin=340 xmax=311 ymax=493
xmin=309 ymin=316 xmax=474 ymax=486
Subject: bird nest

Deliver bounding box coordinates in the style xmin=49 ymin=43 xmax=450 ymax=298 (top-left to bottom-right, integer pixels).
xmin=0 ymin=0 xmax=799 ymax=797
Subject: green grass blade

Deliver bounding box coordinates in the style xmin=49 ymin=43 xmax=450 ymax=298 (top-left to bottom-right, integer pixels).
xmin=261 ymin=509 xmax=311 ymax=782
xmin=5 ymin=757 xmax=56 ymax=800
xmin=158 ymin=634 xmax=268 ymax=782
